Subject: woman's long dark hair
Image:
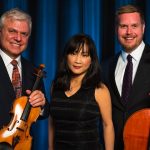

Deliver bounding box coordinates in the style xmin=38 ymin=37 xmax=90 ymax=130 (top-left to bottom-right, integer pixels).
xmin=53 ymin=33 xmax=102 ymax=91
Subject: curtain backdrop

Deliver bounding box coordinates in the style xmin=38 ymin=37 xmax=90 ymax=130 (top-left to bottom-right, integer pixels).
xmin=0 ymin=0 xmax=150 ymax=149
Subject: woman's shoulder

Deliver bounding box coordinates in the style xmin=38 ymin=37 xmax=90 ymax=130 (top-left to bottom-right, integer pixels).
xmin=95 ymin=83 xmax=111 ymax=102
xmin=96 ymin=83 xmax=109 ymax=92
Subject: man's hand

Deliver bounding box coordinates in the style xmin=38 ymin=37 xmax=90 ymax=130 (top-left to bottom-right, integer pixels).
xmin=26 ymin=90 xmax=45 ymax=107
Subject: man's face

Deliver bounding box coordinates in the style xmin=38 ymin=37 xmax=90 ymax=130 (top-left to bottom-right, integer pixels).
xmin=117 ymin=12 xmax=145 ymax=52
xmin=0 ymin=18 xmax=30 ymax=59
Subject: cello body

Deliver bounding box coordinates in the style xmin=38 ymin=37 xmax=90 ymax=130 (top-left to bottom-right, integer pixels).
xmin=123 ymin=108 xmax=150 ymax=150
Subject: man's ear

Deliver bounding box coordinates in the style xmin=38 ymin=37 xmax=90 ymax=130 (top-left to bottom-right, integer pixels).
xmin=142 ymin=23 xmax=145 ymax=34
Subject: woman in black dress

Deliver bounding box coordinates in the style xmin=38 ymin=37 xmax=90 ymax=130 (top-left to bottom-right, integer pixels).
xmin=49 ymin=34 xmax=114 ymax=150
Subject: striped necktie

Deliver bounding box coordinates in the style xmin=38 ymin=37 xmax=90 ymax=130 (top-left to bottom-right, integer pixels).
xmin=11 ymin=60 xmax=22 ymax=98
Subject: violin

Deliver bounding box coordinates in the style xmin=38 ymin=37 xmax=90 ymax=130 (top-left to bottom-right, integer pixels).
xmin=123 ymin=108 xmax=150 ymax=150
xmin=0 ymin=64 xmax=45 ymax=150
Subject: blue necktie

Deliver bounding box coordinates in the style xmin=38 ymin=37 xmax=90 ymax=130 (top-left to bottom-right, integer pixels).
xmin=121 ymin=55 xmax=133 ymax=104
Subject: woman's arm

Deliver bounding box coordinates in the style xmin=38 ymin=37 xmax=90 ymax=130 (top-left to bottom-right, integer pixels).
xmin=95 ymin=84 xmax=114 ymax=150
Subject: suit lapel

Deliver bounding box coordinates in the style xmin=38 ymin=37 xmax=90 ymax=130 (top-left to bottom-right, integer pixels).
xmin=128 ymin=45 xmax=150 ymax=107
xmin=21 ymin=57 xmax=35 ymax=96
xmin=109 ymin=53 xmax=125 ymax=108
xmin=0 ymin=56 xmax=16 ymax=100
xmin=110 ymin=54 xmax=121 ymax=97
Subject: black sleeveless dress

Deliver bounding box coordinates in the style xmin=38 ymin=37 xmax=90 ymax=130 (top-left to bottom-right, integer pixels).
xmin=50 ymin=87 xmax=103 ymax=150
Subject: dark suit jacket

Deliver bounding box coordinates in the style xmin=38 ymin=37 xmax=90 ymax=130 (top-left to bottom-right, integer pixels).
xmin=101 ymin=44 xmax=150 ymax=150
xmin=0 ymin=55 xmax=49 ymax=129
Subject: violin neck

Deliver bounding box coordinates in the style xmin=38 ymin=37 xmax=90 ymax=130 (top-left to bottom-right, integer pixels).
xmin=21 ymin=100 xmax=31 ymax=121
xmin=32 ymin=77 xmax=41 ymax=92
xmin=21 ymin=76 xmax=42 ymax=121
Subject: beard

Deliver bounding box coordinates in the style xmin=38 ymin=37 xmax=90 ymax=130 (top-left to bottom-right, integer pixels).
xmin=120 ymin=37 xmax=142 ymax=52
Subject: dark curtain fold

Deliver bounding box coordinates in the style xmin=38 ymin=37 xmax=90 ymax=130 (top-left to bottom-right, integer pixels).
xmin=0 ymin=0 xmax=149 ymax=149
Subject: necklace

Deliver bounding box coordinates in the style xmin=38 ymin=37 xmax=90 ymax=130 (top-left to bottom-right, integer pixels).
xmin=66 ymin=84 xmax=81 ymax=93
xmin=65 ymin=82 xmax=81 ymax=97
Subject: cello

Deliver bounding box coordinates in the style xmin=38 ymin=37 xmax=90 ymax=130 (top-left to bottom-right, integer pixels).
xmin=123 ymin=108 xmax=150 ymax=150
xmin=0 ymin=64 xmax=45 ymax=150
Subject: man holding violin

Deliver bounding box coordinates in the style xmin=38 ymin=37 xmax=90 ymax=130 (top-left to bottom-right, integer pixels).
xmin=0 ymin=8 xmax=49 ymax=149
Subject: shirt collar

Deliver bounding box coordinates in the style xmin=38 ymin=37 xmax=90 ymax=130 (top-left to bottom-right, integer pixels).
xmin=121 ymin=41 xmax=145 ymax=62
xmin=0 ymin=49 xmax=21 ymax=67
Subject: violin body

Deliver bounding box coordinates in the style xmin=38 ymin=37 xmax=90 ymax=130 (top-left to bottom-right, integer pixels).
xmin=0 ymin=64 xmax=45 ymax=149
xmin=123 ymin=108 xmax=150 ymax=150
xmin=0 ymin=96 xmax=41 ymax=149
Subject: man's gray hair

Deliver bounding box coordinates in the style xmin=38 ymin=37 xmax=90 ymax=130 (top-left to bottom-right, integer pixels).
xmin=0 ymin=8 xmax=32 ymax=35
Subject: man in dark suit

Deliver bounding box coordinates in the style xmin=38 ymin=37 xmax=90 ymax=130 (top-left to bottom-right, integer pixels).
xmin=0 ymin=8 xmax=49 ymax=142
xmin=102 ymin=4 xmax=150 ymax=150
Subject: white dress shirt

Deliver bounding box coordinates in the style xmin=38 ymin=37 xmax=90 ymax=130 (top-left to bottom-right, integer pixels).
xmin=115 ymin=41 xmax=145 ymax=96
xmin=0 ymin=49 xmax=22 ymax=81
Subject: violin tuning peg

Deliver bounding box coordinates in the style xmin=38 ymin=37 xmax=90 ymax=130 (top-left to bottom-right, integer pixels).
xmin=39 ymin=64 xmax=45 ymax=69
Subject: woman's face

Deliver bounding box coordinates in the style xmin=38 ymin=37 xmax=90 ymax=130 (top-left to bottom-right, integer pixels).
xmin=67 ymin=44 xmax=91 ymax=77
